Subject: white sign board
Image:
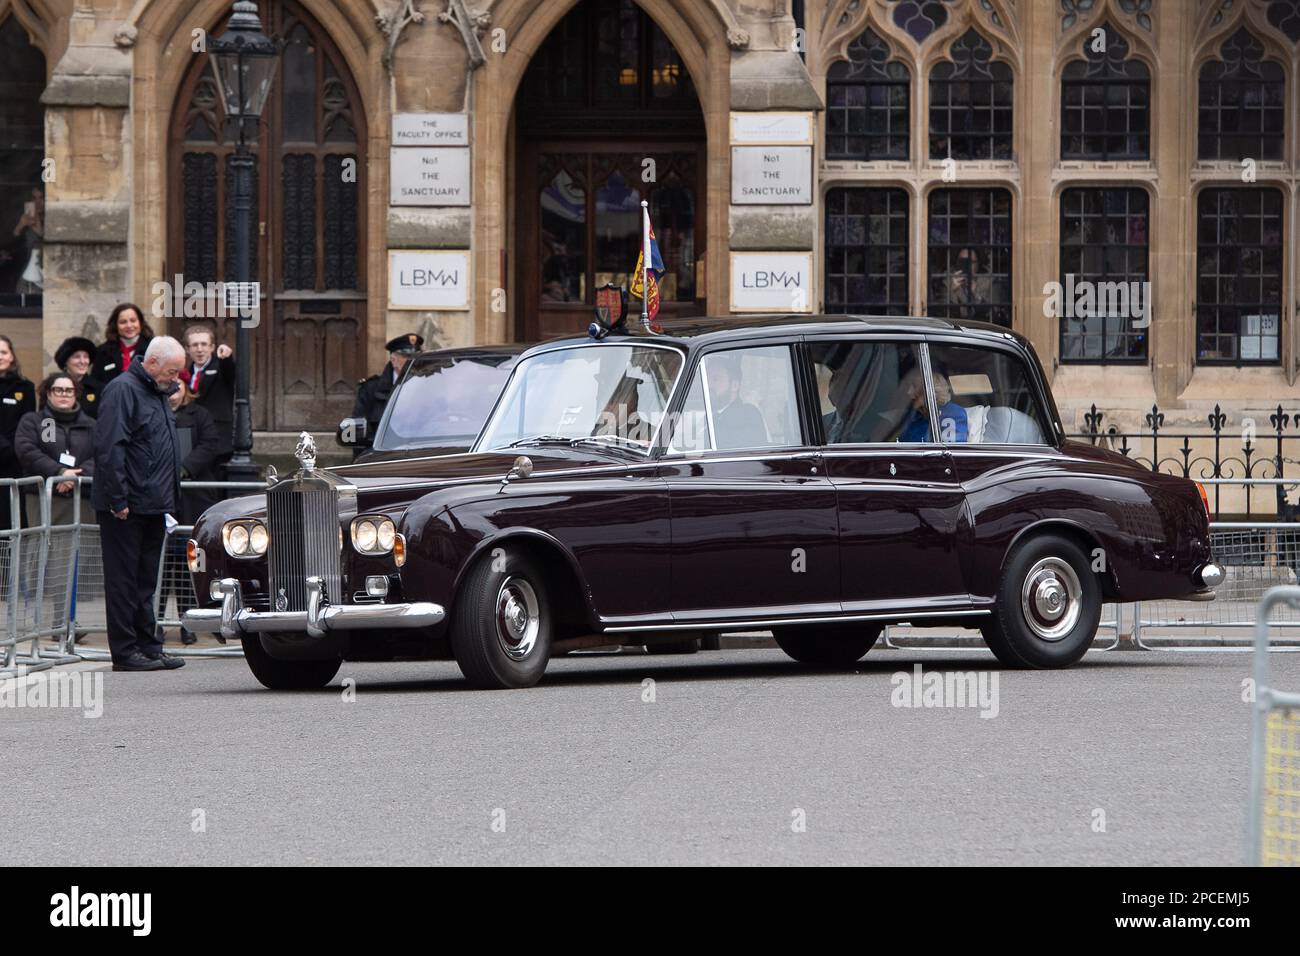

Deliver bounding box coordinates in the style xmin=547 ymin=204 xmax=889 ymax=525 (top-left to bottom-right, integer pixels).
xmin=731 ymin=146 xmax=812 ymax=205
xmin=390 ymin=147 xmax=471 ymax=206
xmin=730 ymin=112 xmax=814 ymax=145
xmin=1242 ymin=314 xmax=1280 ymax=360
xmin=731 ymin=253 xmax=813 ymax=313
xmin=392 ymin=113 xmax=470 ymax=146
xmin=388 ymin=250 xmax=470 ymax=310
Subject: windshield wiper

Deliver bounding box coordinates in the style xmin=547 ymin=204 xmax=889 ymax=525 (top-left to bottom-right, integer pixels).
xmin=506 ymin=435 xmax=572 ymax=448
xmin=570 ymin=435 xmax=647 ymax=452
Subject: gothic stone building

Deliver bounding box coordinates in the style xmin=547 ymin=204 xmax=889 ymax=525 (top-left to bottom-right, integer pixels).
xmin=3 ymin=0 xmax=1300 ymax=448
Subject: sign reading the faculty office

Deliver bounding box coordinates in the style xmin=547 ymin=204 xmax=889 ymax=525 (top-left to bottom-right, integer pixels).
xmin=391 ymin=147 xmax=471 ymax=206
xmin=389 ymin=251 xmax=470 ymax=310
xmin=731 ymin=253 xmax=813 ymax=313
xmin=729 ymin=112 xmax=814 ymax=145
xmin=392 ymin=112 xmax=470 ymax=146
xmin=731 ymin=146 xmax=812 ymax=205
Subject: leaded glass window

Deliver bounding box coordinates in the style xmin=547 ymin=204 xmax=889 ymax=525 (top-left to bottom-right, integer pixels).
xmin=1196 ymin=187 xmax=1283 ymax=365
xmin=1198 ymin=28 xmax=1284 ymax=161
xmin=1061 ymin=24 xmax=1150 ymax=160
xmin=927 ymin=188 xmax=1013 ymax=328
xmin=827 ymin=29 xmax=910 ymax=161
xmin=929 ymin=29 xmax=1014 ymax=161
xmin=824 ymin=188 xmax=910 ymax=316
xmin=1059 ymin=188 xmax=1150 ymax=363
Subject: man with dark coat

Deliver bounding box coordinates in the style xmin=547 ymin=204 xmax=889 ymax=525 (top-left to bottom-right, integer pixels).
xmin=350 ymin=333 xmax=422 ymax=458
xmin=92 ymin=337 xmax=187 ymax=672
xmin=182 ymin=325 xmax=235 ymax=471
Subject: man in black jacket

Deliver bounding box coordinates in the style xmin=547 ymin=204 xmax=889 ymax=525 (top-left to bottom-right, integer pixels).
xmin=92 ymin=337 xmax=187 ymax=672
xmin=350 ymin=333 xmax=422 ymax=458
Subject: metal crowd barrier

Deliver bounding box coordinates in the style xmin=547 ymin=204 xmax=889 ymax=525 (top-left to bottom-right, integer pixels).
xmin=65 ymin=476 xmax=261 ymax=658
xmin=0 ymin=476 xmax=262 ymax=669
xmin=0 ymin=477 xmax=79 ymax=676
xmin=1248 ymin=586 xmax=1300 ymax=866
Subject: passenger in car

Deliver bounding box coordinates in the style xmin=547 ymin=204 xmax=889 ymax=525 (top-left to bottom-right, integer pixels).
xmin=882 ymin=366 xmax=969 ymax=443
xmin=708 ymin=354 xmax=768 ymax=449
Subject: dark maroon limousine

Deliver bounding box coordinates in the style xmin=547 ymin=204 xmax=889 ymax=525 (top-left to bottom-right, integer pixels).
xmin=185 ymin=315 xmax=1220 ymax=689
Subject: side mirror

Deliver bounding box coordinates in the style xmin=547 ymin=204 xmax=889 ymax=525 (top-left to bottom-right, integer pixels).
xmin=336 ymin=417 xmax=368 ymax=447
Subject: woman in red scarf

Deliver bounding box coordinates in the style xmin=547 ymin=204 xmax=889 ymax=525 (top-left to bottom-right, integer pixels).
xmin=90 ymin=303 xmax=155 ymax=385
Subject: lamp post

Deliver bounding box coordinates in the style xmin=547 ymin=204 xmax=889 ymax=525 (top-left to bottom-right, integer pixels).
xmin=207 ymin=0 xmax=280 ymax=482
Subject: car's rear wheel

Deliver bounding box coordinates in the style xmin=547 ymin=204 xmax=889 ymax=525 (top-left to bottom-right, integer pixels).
xmin=451 ymin=550 xmax=553 ymax=689
xmin=240 ymin=635 xmax=341 ymax=690
xmin=772 ymin=624 xmax=881 ymax=665
xmin=981 ymin=533 xmax=1101 ymax=669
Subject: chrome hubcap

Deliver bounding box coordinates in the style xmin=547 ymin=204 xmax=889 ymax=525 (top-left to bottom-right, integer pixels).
xmin=495 ymin=577 xmax=540 ymax=661
xmin=1020 ymin=557 xmax=1082 ymax=642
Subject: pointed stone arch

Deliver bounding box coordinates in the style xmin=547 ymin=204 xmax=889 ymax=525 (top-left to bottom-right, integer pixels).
xmin=127 ymin=0 xmax=388 ymax=373
xmin=473 ymin=0 xmax=732 ymax=341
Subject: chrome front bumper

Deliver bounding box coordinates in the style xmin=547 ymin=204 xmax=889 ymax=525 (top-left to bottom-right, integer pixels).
xmin=184 ymin=577 xmax=445 ymax=642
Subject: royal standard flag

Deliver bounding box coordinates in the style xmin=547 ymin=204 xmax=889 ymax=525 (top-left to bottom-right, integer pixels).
xmin=630 ymin=208 xmax=665 ymax=330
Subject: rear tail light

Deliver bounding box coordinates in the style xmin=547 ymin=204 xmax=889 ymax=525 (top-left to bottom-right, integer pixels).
xmin=1195 ymin=481 xmax=1210 ymax=519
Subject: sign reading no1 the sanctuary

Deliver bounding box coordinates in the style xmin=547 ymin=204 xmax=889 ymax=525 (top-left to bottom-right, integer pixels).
xmin=730 ymin=146 xmax=812 ymax=205
xmin=388 ymin=251 xmax=470 ymax=310
xmin=390 ymin=147 xmax=471 ymax=206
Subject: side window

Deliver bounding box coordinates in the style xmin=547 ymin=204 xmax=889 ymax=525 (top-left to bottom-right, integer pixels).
xmin=926 ymin=343 xmax=1051 ymax=445
xmin=809 ymin=341 xmax=930 ymax=444
xmin=669 ymin=345 xmax=802 ymax=452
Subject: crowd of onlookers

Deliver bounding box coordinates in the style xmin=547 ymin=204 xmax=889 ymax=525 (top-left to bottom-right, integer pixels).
xmin=0 ymin=303 xmax=237 ymax=528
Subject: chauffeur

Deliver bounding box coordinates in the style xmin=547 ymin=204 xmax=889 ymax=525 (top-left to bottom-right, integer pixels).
xmin=350 ymin=333 xmax=423 ymax=456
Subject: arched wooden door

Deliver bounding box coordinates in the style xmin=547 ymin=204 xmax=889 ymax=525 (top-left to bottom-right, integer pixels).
xmin=168 ymin=0 xmax=366 ymax=430
xmin=515 ymin=0 xmax=706 ymax=341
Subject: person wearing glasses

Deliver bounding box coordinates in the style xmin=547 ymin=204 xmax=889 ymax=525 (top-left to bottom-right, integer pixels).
xmin=15 ymin=372 xmax=96 ymax=527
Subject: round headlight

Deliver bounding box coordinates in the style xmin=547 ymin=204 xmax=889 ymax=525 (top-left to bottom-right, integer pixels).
xmin=355 ymin=519 xmax=377 ymax=552
xmin=250 ymin=523 xmax=269 ymax=555
xmin=228 ymin=524 xmax=250 ymax=555
xmin=377 ymin=520 xmax=395 ymax=552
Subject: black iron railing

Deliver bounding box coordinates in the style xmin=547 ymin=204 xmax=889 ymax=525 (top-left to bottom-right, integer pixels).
xmin=1067 ymin=403 xmax=1300 ymax=518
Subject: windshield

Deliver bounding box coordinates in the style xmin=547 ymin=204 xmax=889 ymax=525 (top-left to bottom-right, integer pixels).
xmin=477 ymin=344 xmax=684 ymax=453
xmin=373 ymin=353 xmax=518 ymax=452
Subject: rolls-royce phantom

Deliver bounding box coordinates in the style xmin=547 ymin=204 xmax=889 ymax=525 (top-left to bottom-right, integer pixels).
xmin=184 ymin=315 xmax=1220 ymax=689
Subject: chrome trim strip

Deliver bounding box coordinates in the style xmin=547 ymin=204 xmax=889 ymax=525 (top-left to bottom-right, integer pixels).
xmin=185 ymin=577 xmax=445 ymax=640
xmin=602 ymin=607 xmax=990 ymax=633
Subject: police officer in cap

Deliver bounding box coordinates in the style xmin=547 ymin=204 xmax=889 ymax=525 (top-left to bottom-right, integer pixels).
xmin=351 ymin=333 xmax=423 ymax=457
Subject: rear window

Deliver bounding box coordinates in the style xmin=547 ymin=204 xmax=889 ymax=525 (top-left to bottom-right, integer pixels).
xmin=373 ymin=353 xmax=517 ymax=452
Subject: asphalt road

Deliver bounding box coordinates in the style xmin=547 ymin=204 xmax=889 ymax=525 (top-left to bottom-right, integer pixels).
xmin=3 ymin=646 xmax=1293 ymax=866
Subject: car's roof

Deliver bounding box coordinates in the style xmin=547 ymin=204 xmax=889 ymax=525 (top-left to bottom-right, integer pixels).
xmin=412 ymin=343 xmax=527 ymax=362
xmin=523 ymin=314 xmax=1027 ymax=355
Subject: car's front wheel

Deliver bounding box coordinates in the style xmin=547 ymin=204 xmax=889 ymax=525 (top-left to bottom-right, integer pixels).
xmin=981 ymin=532 xmax=1101 ymax=669
xmin=240 ymin=635 xmax=341 ymax=690
xmin=772 ymin=623 xmax=881 ymax=665
xmin=450 ymin=550 xmax=553 ymax=689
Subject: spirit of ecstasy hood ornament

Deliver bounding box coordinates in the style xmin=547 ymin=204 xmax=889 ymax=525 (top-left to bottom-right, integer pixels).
xmin=294 ymin=431 xmax=318 ymax=472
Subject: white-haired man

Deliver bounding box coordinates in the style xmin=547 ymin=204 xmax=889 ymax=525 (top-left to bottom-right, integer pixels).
xmin=92 ymin=335 xmax=187 ymax=671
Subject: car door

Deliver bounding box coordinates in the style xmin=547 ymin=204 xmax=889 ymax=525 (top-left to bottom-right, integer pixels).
xmin=922 ymin=339 xmax=1063 ymax=593
xmin=807 ymin=337 xmax=969 ymax=614
xmin=661 ymin=342 xmax=841 ymax=623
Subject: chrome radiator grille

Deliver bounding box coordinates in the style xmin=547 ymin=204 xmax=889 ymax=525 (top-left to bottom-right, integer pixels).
xmin=266 ymin=478 xmax=343 ymax=612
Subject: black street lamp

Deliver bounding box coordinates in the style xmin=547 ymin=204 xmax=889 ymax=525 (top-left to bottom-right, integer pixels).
xmin=208 ymin=0 xmax=280 ymax=482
